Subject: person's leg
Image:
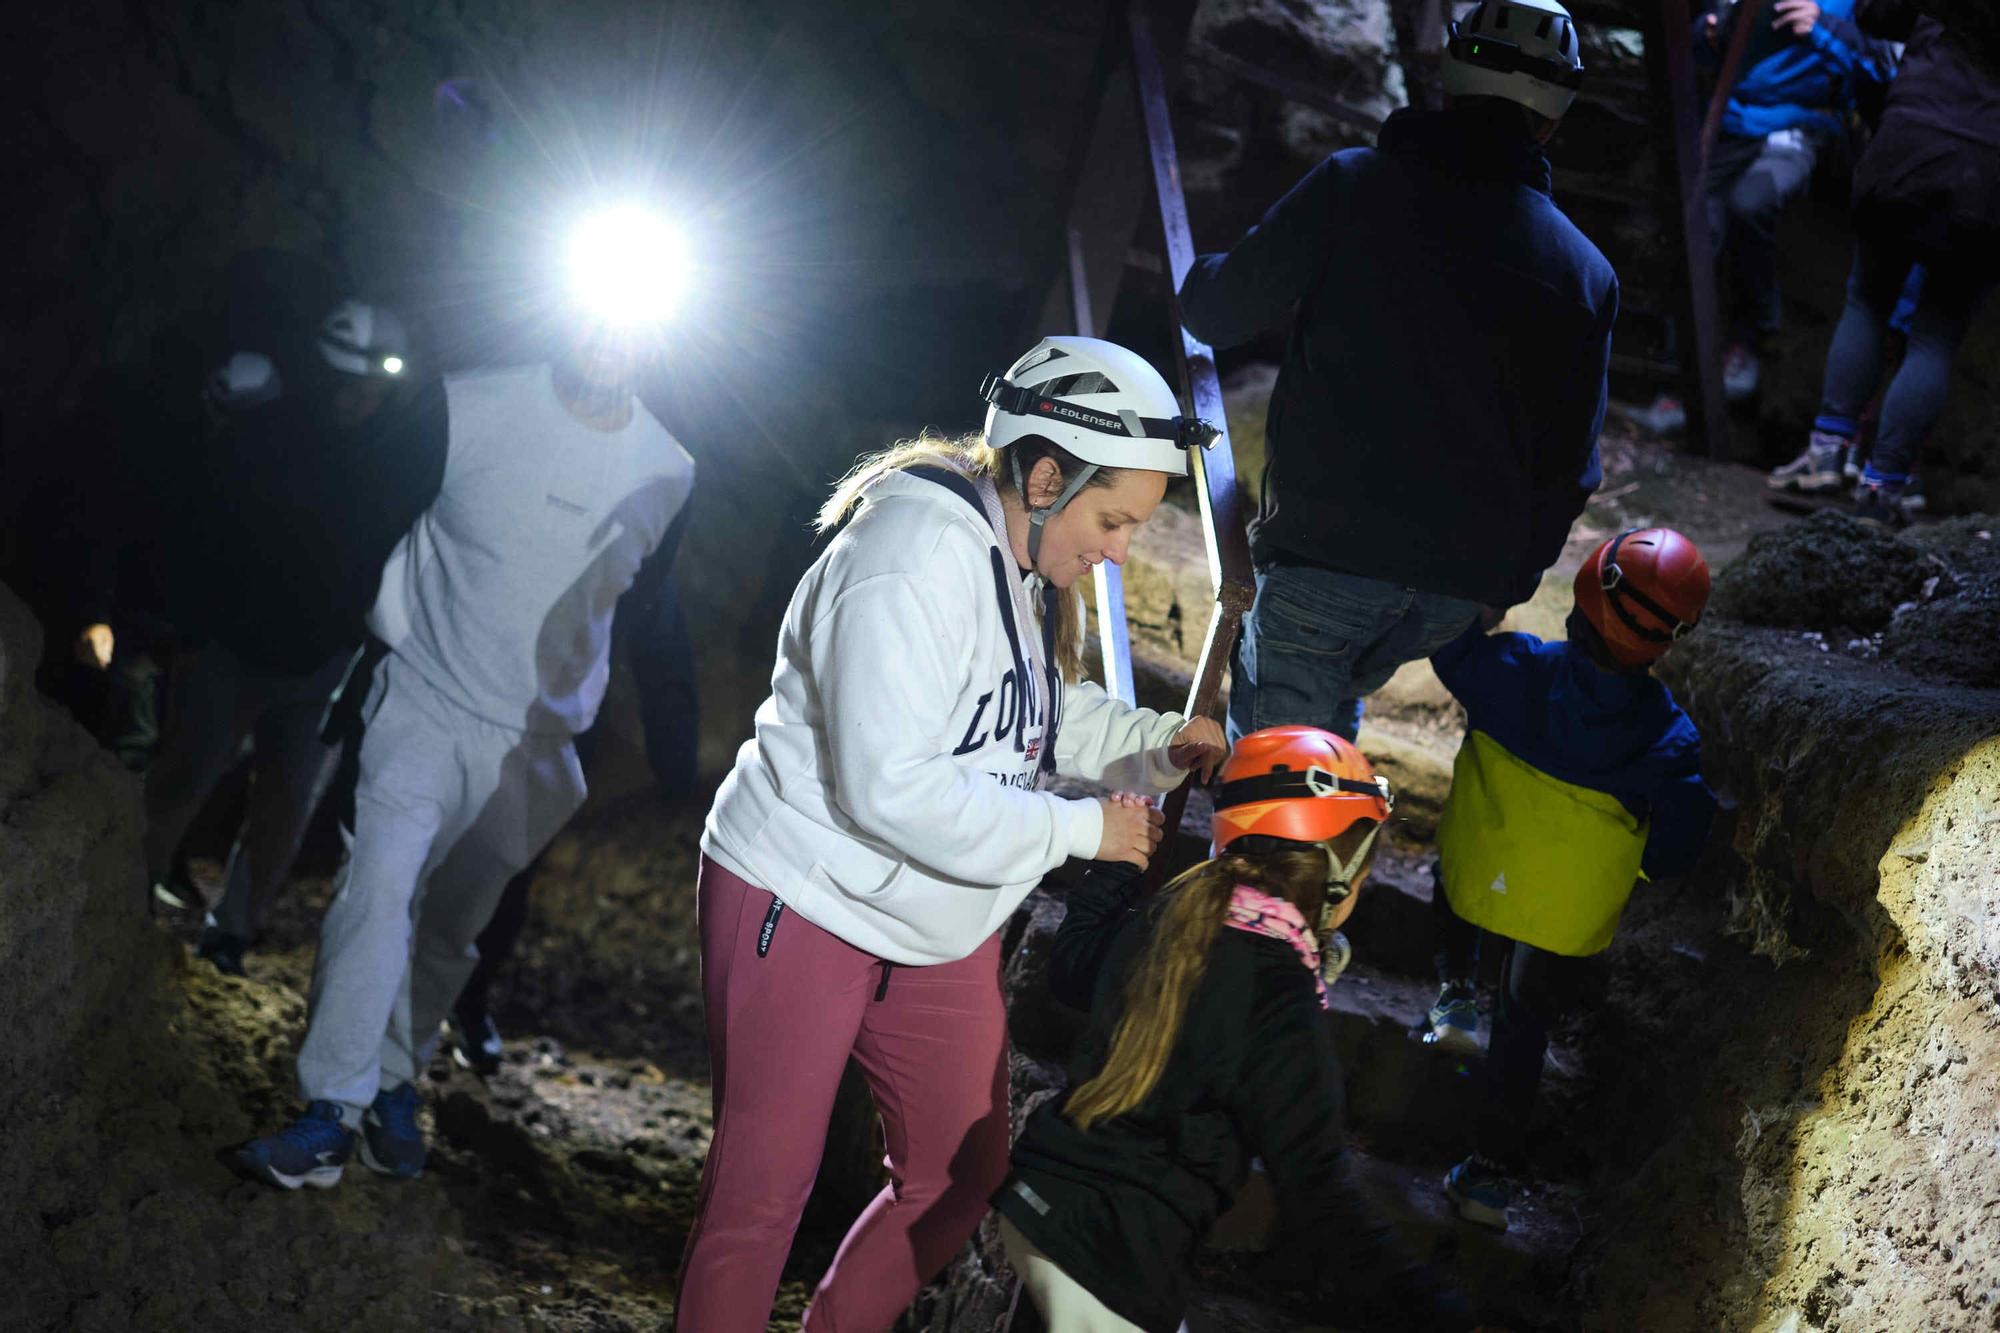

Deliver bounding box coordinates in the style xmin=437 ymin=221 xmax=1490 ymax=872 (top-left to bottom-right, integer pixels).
xmin=295 ymin=666 xmax=459 ymax=1120
xmin=1723 ymin=128 xmax=1820 ymax=342
xmin=142 ymin=644 xmax=259 ymax=896
xmin=1431 ymin=862 xmax=1479 ymax=985
xmin=675 ymin=857 xmax=877 ymax=1329
xmin=999 ymin=1216 xmax=1149 ymax=1333
xmin=454 ymin=863 xmax=535 ymax=1025
xmin=395 ymin=732 xmax=586 ymax=1089
xmin=1344 ymin=589 xmax=1483 ymax=710
xmin=805 ymin=934 xmax=1011 ymax=1331
xmin=209 ymin=676 xmax=342 ymax=943
xmin=1817 ymin=240 xmax=1911 ymax=439
xmin=1230 ymin=564 xmax=1418 ymax=744
xmin=1475 ymin=940 xmax=1572 ymax=1171
xmin=1867 ymin=263 xmax=1993 ymax=485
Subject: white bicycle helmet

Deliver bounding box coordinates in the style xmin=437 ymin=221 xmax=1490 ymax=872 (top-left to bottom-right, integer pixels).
xmin=1441 ymin=0 xmax=1585 ymax=121
xmin=979 ymin=335 xmax=1217 ymax=561
xmin=317 ymin=300 xmax=410 ymax=379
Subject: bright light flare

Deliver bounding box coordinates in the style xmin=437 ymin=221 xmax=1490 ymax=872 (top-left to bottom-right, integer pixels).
xmin=382 ymin=355 xmax=405 ymax=376
xmin=564 ymin=206 xmax=693 ymax=328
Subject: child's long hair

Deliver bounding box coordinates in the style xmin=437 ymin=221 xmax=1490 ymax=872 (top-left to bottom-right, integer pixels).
xmin=1064 ymin=823 xmax=1380 ymax=1131
xmin=816 ymin=429 xmax=1117 ymax=682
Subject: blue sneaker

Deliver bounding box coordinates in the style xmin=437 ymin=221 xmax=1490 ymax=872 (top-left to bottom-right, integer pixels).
xmin=232 ymin=1101 xmax=354 ymax=1190
xmin=1419 ymin=982 xmax=1481 ymax=1056
xmin=359 ymin=1082 xmax=426 ymax=1179
xmin=1444 ymin=1155 xmax=1511 ymax=1231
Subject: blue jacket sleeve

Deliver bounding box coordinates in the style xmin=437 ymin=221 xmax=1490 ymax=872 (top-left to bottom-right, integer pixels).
xmin=1179 ymin=153 xmax=1348 ymax=350
xmin=1810 ymin=12 xmax=1901 ymax=87
xmin=1430 ymin=628 xmax=1533 ymax=723
xmin=1641 ymin=722 xmax=1718 ymax=880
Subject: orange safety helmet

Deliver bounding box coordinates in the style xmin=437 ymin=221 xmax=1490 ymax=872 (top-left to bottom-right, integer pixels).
xmin=1211 ymin=726 xmax=1392 ymax=854
xmin=1572 ymin=528 xmax=1711 ymax=669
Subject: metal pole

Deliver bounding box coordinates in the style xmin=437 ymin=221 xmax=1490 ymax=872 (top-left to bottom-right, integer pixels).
xmin=1066 ymin=224 xmax=1141 ymax=705
xmin=1129 ymin=3 xmax=1257 ymax=852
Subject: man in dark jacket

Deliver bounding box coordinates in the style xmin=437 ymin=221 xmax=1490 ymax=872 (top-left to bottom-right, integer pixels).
xmin=145 ymin=295 xmax=448 ymax=973
xmin=1180 ymin=0 xmax=1614 ymax=743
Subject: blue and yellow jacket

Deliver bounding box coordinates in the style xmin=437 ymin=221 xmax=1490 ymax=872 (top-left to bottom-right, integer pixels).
xmin=1698 ymin=0 xmax=1900 ymax=140
xmin=1430 ymin=625 xmax=1717 ymax=957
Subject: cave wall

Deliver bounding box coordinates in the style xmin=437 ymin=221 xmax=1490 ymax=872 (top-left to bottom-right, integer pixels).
xmin=1611 ymin=521 xmax=2000 ymax=1330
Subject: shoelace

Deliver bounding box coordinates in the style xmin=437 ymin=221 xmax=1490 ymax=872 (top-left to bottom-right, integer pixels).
xmin=278 ymin=1103 xmax=350 ymax=1152
xmin=372 ymin=1087 xmax=421 ymax=1138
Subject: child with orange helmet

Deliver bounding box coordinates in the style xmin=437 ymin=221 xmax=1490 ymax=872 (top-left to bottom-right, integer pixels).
xmin=993 ymin=727 xmax=1480 ymax=1332
xmin=1419 ymin=527 xmax=1718 ymax=1232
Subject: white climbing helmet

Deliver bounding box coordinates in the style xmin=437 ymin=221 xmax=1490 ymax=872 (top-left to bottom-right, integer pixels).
xmin=979 ymin=335 xmax=1217 ymax=562
xmin=1442 ymin=0 xmax=1585 ymax=122
xmin=317 ymin=300 xmax=410 ymax=379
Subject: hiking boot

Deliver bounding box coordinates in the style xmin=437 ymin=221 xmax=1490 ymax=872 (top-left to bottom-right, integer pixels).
xmin=1624 ymin=393 xmax=1686 ymax=435
xmin=1444 ymin=1155 xmax=1512 ymax=1231
xmin=1855 ymin=479 xmax=1910 ymax=529
xmin=450 ymin=1002 xmax=505 ymax=1076
xmin=232 ymin=1101 xmax=354 ymax=1190
xmin=1766 ymin=431 xmax=1851 ymax=493
xmin=358 ymin=1082 xmax=426 ymax=1180
xmin=196 ymin=923 xmax=248 ymax=977
xmin=1418 ymin=981 xmax=1481 ymax=1056
xmin=1722 ymin=343 xmax=1761 ymax=401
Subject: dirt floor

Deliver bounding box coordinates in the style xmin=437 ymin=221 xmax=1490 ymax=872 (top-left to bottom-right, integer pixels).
xmin=9 ymin=395 xmax=1997 ymax=1331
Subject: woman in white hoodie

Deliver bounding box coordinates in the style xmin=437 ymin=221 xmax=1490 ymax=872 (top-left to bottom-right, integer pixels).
xmin=675 ymin=336 xmax=1229 ymax=1330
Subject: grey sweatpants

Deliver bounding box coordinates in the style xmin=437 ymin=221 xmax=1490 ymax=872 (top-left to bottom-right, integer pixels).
xmin=297 ymin=658 xmax=585 ymax=1117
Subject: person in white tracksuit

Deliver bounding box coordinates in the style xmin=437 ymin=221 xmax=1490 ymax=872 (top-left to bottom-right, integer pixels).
xmin=674 ymin=335 xmax=1231 ymax=1331
xmin=231 ymin=324 xmax=696 ymax=1190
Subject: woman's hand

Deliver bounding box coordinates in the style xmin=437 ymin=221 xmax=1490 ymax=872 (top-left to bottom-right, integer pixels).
xmin=1095 ymin=795 xmax=1165 ymax=870
xmin=1166 ymin=717 xmax=1229 ymax=782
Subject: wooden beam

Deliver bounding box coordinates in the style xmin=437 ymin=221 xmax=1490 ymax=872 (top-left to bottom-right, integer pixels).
xmin=1649 ymin=0 xmax=1731 ymax=460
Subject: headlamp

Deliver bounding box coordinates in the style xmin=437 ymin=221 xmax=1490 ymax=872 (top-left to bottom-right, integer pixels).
xmin=564 ymin=205 xmax=693 ymax=328
xmin=979 ymin=372 xmax=1220 ymax=452
xmin=382 ymin=355 xmax=405 ymax=376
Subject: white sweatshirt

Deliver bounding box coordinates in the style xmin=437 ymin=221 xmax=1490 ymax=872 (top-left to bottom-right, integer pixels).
xmin=370 ymin=364 xmax=695 ymax=736
xmin=702 ymin=468 xmax=1188 ymax=965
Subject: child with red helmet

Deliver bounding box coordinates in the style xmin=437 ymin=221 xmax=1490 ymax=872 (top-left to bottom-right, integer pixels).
xmin=1419 ymin=528 xmax=1718 ymax=1231
xmin=994 ymin=727 xmax=1481 ymax=1332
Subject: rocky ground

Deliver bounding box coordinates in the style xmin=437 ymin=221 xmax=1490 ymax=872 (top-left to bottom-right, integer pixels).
xmin=5 ymin=392 xmax=1997 ymax=1331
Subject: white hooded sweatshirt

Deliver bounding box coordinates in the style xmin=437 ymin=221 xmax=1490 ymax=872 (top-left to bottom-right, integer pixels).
xmin=702 ymin=466 xmax=1188 ymax=965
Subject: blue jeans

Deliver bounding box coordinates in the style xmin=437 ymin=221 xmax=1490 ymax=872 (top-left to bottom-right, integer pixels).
xmin=1816 ymin=239 xmax=1994 ymax=483
xmin=1227 ymin=563 xmax=1483 ymax=743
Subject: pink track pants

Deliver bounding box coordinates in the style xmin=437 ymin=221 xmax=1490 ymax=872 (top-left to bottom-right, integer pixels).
xmin=674 ymin=856 xmax=1011 ymax=1331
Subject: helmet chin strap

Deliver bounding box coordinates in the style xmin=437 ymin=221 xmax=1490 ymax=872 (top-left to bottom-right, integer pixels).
xmin=1011 ymin=450 xmax=1100 ymax=567
xmin=1316 ymin=822 xmax=1383 ymax=939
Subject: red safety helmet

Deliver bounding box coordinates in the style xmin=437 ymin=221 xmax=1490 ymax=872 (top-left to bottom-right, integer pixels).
xmin=1573 ymin=528 xmax=1711 ymax=668
xmin=1211 ymin=726 xmax=1392 ymax=854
